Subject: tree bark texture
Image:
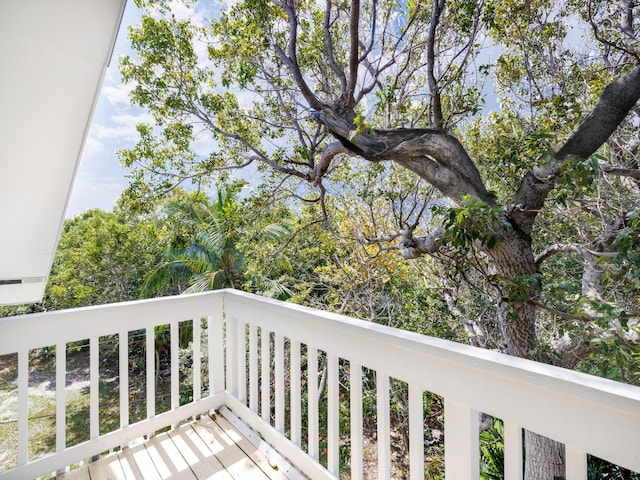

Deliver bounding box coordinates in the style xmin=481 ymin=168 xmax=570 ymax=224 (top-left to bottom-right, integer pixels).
xmin=525 ymin=431 xmax=566 ymax=480
xmin=309 ymin=62 xmax=640 ymax=480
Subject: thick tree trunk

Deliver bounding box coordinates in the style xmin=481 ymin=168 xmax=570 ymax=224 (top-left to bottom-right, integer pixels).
xmin=525 ymin=431 xmax=566 ymax=480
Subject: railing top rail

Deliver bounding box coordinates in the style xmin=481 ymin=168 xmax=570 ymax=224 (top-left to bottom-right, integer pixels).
xmin=223 ymin=289 xmax=640 ymax=404
xmin=222 ymin=289 xmax=640 ymax=471
xmin=0 ymin=291 xmax=224 ymax=354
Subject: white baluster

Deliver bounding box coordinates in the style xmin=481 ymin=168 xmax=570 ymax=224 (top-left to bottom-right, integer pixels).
xmin=249 ymin=324 xmax=259 ymax=412
xmin=260 ymin=327 xmax=270 ymax=422
xmin=444 ymin=398 xmax=479 ymax=479
xmin=350 ymin=362 xmax=363 ymax=480
xmin=193 ymin=318 xmax=201 ymax=403
xmin=566 ymin=446 xmax=587 ymax=480
xmin=56 ymin=343 xmax=66 ymax=453
xmin=17 ymin=349 xmax=28 ymax=465
xmin=327 ymin=353 xmax=339 ymax=476
xmin=275 ymin=334 xmax=285 ymax=432
xmin=290 ymin=340 xmax=302 ymax=445
xmin=409 ymin=384 xmax=424 ymax=479
xmin=90 ymin=337 xmax=99 ymax=440
xmin=119 ymin=330 xmax=129 ymax=429
xmin=504 ymin=421 xmax=523 ymax=480
xmin=308 ymin=346 xmax=319 ymax=460
xmin=377 ymin=372 xmax=390 ymax=480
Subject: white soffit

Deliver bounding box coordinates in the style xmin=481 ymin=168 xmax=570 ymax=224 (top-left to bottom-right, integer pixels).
xmin=0 ymin=0 xmax=127 ymax=305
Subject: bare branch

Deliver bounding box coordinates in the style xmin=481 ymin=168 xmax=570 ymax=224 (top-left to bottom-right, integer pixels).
xmin=399 ymin=226 xmax=445 ymax=259
xmin=347 ymin=0 xmax=361 ymax=107
xmin=310 ymin=141 xmax=357 ymax=185
xmin=274 ymin=1 xmax=324 ymax=110
xmin=535 ymin=243 xmax=583 ymax=266
xmin=601 ymin=165 xmax=640 ymax=180
xmin=510 ymin=64 xmax=640 ymax=234
xmin=324 ymin=0 xmax=347 ymax=91
xmin=426 ymin=0 xmax=445 ymax=130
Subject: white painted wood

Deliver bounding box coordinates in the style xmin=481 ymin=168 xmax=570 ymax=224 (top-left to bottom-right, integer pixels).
xmin=90 ymin=336 xmax=99 ymax=440
xmin=222 ymin=290 xmax=640 ymax=472
xmin=119 ymin=330 xmax=128 ymax=429
xmin=249 ymin=324 xmax=259 ymax=412
xmin=444 ymin=398 xmax=479 ymax=479
xmin=4 ymin=289 xmax=640 ymax=478
xmin=408 ymin=384 xmax=424 ymax=480
xmin=226 ymin=316 xmax=238 ymax=397
xmin=350 ymin=362 xmax=363 ymax=480
xmin=307 ymin=346 xmax=319 ymax=460
xmin=17 ymin=349 xmax=28 ymax=466
xmin=170 ymin=320 xmax=179 ymax=410
xmin=290 ymin=340 xmax=302 ymax=446
xmin=565 ymin=446 xmax=587 ymax=480
xmin=260 ymin=327 xmax=271 ymax=423
xmin=146 ymin=326 xmax=155 ymax=420
xmin=56 ymin=343 xmax=66 ymax=453
xmin=503 ymin=421 xmax=523 ymax=480
xmin=3 ymin=394 xmax=224 ymax=480
xmin=377 ymin=373 xmax=391 ymax=480
xmin=192 ymin=318 xmax=201 ymax=402
xmin=209 ymin=313 xmax=225 ymax=396
xmin=225 ymin=395 xmax=335 ymax=480
xmin=237 ymin=320 xmax=247 ymax=404
xmin=274 ymin=333 xmax=285 ymax=433
xmin=327 ymin=353 xmax=339 ymax=476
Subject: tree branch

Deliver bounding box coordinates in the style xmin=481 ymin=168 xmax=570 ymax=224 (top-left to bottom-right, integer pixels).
xmin=274 ymin=1 xmax=324 ymax=110
xmin=426 ymin=0 xmax=445 ymax=130
xmin=510 ymin=64 xmax=640 ymax=234
xmin=324 ymin=0 xmax=347 ymax=92
xmin=601 ymin=165 xmax=640 ymax=179
xmin=398 ymin=226 xmax=445 ymax=259
xmin=346 ymin=0 xmax=360 ymax=107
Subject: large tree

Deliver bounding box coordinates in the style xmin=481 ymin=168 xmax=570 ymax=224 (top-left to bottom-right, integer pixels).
xmin=120 ymin=0 xmax=640 ymax=477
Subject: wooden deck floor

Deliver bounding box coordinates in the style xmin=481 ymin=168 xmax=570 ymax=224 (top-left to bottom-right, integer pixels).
xmin=58 ymin=414 xmax=291 ymax=480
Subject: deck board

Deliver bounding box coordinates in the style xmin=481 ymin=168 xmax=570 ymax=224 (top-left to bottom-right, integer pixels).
xmin=57 ymin=415 xmax=286 ymax=480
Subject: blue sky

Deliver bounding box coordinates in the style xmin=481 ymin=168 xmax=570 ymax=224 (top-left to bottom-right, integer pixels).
xmin=66 ymin=2 xmax=144 ymax=218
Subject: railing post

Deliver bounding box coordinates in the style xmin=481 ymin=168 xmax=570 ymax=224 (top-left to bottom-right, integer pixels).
xmin=56 ymin=343 xmax=66 ymax=454
xmin=290 ymin=340 xmax=302 ymax=445
xmin=504 ymin=421 xmax=523 ymax=480
xmin=566 ymin=446 xmax=587 ymax=480
xmin=350 ymin=362 xmax=363 ymax=480
xmin=90 ymin=336 xmax=99 ymax=440
xmin=237 ymin=320 xmax=247 ymax=404
xmin=226 ymin=316 xmax=238 ymax=397
xmin=444 ymin=398 xmax=479 ymax=479
xmin=119 ymin=329 xmax=129 ymax=429
xmin=17 ymin=349 xmax=28 ymax=466
xmin=249 ymin=324 xmax=259 ymax=412
xmin=327 ymin=353 xmax=339 ymax=476
xmin=193 ymin=318 xmax=201 ymax=403
xmin=170 ymin=320 xmax=179 ymax=410
xmin=260 ymin=327 xmax=270 ymax=423
xmin=308 ymin=346 xmax=319 ymax=460
xmin=146 ymin=326 xmax=156 ymax=421
xmin=208 ymin=313 xmax=225 ymax=397
xmin=408 ymin=384 xmax=424 ymax=480
xmin=274 ymin=333 xmax=285 ymax=432
xmin=377 ymin=372 xmax=391 ymax=480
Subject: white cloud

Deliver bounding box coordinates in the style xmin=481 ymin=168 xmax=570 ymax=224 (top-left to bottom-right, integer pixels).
xmin=90 ymin=112 xmax=153 ymax=143
xmin=82 ymin=136 xmax=107 ymax=157
xmin=66 ymin=171 xmax=126 ymax=218
xmin=102 ymin=83 xmax=134 ymax=107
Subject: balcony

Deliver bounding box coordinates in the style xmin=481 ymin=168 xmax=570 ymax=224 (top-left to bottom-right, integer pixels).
xmin=0 ymin=289 xmax=638 ymax=479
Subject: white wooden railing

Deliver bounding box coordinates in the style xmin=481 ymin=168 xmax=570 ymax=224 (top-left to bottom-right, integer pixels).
xmin=0 ymin=289 xmax=638 ymax=479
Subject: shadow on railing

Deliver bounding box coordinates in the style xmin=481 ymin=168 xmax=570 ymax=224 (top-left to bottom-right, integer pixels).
xmin=0 ymin=289 xmax=639 ymax=479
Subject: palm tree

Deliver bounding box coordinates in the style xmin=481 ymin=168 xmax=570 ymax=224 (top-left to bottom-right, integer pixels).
xmin=143 ymin=187 xmax=245 ymax=296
